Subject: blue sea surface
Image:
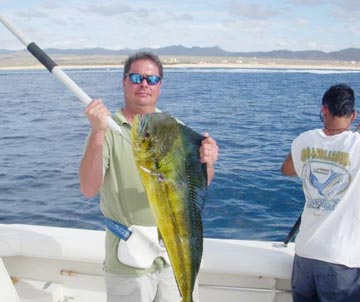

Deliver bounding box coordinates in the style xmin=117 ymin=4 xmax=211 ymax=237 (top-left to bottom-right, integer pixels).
xmin=1 ymin=67 xmax=360 ymax=241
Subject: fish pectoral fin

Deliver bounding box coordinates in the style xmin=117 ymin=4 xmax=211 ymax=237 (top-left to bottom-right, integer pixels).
xmin=139 ymin=165 xmax=152 ymax=174
xmin=139 ymin=165 xmax=164 ymax=181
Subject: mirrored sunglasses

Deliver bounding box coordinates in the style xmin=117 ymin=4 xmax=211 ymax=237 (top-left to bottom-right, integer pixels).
xmin=125 ymin=73 xmax=161 ymax=86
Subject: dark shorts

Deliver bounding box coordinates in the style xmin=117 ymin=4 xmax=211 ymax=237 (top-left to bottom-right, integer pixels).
xmin=292 ymin=254 xmax=360 ymax=302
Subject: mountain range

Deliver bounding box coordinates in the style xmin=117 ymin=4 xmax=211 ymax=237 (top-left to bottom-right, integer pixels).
xmin=1 ymin=45 xmax=360 ymax=61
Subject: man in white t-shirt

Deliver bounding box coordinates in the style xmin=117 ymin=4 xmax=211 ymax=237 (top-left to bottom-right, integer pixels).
xmin=281 ymin=84 xmax=360 ymax=302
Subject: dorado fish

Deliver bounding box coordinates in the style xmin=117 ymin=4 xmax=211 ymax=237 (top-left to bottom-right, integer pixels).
xmin=131 ymin=113 xmax=207 ymax=302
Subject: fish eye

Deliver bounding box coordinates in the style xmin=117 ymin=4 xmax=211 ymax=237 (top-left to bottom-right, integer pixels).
xmin=145 ymin=131 xmax=151 ymax=138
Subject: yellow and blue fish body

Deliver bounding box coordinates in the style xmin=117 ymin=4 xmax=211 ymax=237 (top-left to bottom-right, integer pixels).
xmin=131 ymin=113 xmax=207 ymax=302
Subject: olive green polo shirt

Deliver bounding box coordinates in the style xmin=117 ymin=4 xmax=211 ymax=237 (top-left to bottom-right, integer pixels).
xmin=99 ymin=109 xmax=165 ymax=276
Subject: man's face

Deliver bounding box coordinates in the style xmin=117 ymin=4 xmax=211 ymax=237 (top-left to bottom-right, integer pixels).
xmin=123 ymin=59 xmax=162 ymax=113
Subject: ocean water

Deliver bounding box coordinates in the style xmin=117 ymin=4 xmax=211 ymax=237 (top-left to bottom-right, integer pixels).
xmin=1 ymin=67 xmax=360 ymax=241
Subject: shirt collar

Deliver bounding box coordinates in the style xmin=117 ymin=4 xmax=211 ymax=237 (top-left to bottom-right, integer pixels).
xmin=113 ymin=108 xmax=162 ymax=126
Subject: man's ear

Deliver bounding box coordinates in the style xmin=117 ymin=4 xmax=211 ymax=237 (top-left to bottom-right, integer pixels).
xmin=321 ymin=105 xmax=329 ymax=114
xmin=352 ymin=111 xmax=358 ymax=123
xmin=320 ymin=105 xmax=327 ymax=122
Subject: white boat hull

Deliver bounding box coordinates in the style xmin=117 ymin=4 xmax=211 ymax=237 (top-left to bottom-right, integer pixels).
xmin=0 ymin=224 xmax=295 ymax=302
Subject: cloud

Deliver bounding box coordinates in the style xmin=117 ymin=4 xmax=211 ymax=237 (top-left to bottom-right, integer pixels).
xmin=17 ymin=10 xmax=49 ymax=19
xmin=228 ymin=1 xmax=282 ymax=20
xmin=1 ymin=0 xmax=358 ymax=52
xmin=305 ymin=41 xmax=319 ymax=49
xmin=335 ymin=0 xmax=360 ymax=12
xmin=167 ymin=12 xmax=193 ymax=22
xmin=50 ymin=17 xmax=68 ymax=26
xmin=41 ymin=0 xmax=59 ymax=10
xmin=78 ymin=2 xmax=192 ymax=26
xmin=79 ymin=3 xmax=140 ymax=16
xmin=295 ymin=18 xmax=310 ymax=26
xmin=330 ymin=1 xmax=360 ymax=21
xmin=289 ymin=0 xmax=329 ymax=4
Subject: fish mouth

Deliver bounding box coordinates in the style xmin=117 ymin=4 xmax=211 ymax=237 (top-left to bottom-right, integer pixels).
xmin=132 ymin=114 xmax=152 ymax=153
xmin=138 ymin=114 xmax=149 ymax=136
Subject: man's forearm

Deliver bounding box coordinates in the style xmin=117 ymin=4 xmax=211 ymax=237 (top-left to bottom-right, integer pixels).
xmin=79 ymin=130 xmax=106 ymax=197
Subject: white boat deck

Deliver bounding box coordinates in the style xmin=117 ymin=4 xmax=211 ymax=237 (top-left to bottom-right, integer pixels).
xmin=0 ymin=224 xmax=295 ymax=302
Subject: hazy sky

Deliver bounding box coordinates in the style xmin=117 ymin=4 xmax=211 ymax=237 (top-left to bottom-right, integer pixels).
xmin=1 ymin=0 xmax=359 ymax=52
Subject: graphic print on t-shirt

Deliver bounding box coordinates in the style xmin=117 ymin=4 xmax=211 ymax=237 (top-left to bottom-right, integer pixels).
xmin=301 ymin=160 xmax=350 ymax=211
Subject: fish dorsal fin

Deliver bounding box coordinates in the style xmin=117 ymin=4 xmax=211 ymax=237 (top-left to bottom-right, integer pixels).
xmin=178 ymin=123 xmax=208 ymax=213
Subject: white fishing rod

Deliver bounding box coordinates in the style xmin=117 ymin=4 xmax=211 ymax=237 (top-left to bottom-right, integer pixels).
xmin=0 ymin=14 xmax=124 ymax=137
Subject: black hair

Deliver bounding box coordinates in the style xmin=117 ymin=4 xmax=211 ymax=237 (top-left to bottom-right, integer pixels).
xmin=123 ymin=52 xmax=163 ymax=78
xmin=322 ymin=83 xmax=355 ymax=117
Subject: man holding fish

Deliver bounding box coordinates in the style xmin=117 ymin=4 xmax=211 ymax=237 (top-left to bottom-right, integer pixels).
xmin=79 ymin=52 xmax=218 ymax=302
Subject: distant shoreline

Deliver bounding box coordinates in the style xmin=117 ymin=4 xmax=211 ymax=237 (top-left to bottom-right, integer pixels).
xmin=0 ymin=54 xmax=359 ymax=71
xmin=1 ymin=63 xmax=360 ymax=71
